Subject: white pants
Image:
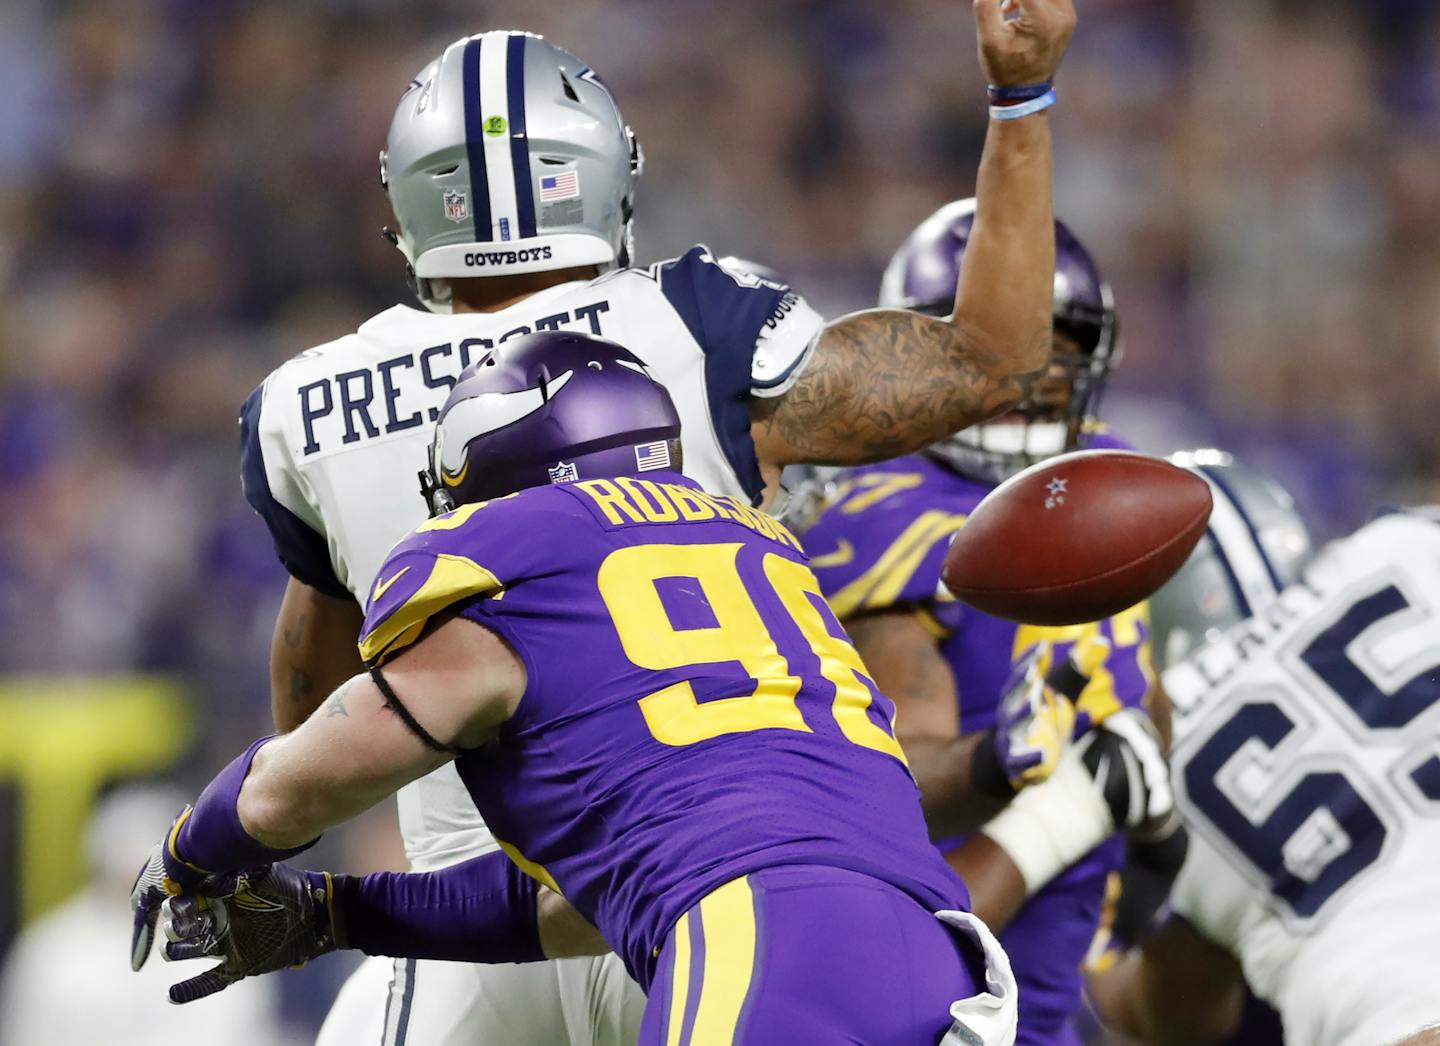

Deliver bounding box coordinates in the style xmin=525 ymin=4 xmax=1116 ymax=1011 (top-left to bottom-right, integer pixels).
xmin=316 ymin=953 xmax=646 ymax=1046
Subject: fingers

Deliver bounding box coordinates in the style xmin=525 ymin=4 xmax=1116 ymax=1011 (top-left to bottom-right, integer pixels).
xmin=160 ymin=895 xmax=230 ymax=963
xmin=168 ymin=965 xmax=239 ymax=1006
xmin=131 ymin=890 xmax=161 ymax=972
xmin=162 ymin=895 xmax=211 ymax=943
xmin=130 ymin=845 xmax=169 ymax=972
xmin=1070 ymin=635 xmax=1113 ymax=679
xmin=165 ymin=939 xmax=217 ymax=962
xmin=974 ymin=0 xmax=1006 ymax=41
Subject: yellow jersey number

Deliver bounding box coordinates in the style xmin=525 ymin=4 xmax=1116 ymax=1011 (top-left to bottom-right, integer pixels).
xmin=596 ymin=543 xmax=906 ymax=764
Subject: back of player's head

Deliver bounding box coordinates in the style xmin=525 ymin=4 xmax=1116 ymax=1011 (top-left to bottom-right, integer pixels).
xmin=382 ymin=31 xmax=643 ymax=313
xmin=878 ymin=198 xmax=1121 ymax=481
xmin=422 ymin=331 xmax=681 ymax=513
xmin=1149 ymin=450 xmax=1314 ymax=670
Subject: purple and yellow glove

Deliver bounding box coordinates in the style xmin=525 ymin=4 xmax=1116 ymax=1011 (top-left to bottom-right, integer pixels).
xmin=980 ymin=636 xmax=1112 ymax=792
xmin=130 ymin=739 xmax=322 ymax=999
xmin=129 ymin=807 xmax=230 ymax=976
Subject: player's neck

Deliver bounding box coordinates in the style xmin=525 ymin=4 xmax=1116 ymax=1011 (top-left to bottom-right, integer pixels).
xmin=449 ymin=267 xmax=600 ymax=314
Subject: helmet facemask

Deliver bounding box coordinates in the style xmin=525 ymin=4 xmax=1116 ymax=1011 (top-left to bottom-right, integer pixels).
xmin=921 ymin=290 xmax=1119 ymax=483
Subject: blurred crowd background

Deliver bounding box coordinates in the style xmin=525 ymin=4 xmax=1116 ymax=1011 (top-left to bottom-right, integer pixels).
xmin=1 ymin=0 xmax=1438 ymax=1041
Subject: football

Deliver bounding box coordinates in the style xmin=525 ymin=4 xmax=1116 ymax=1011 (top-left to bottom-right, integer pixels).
xmin=941 ymin=450 xmax=1213 ymax=626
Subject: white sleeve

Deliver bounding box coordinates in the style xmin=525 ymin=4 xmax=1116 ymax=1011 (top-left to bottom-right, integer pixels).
xmin=749 ymin=291 xmax=824 ymax=399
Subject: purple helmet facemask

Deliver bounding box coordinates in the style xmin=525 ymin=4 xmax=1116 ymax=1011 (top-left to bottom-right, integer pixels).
xmin=878 ymin=198 xmax=1120 ymax=482
xmin=420 ymin=330 xmax=682 ymax=514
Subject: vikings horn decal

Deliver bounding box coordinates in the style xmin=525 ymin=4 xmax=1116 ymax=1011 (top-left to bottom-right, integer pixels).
xmin=440 ymin=370 xmax=574 ymax=476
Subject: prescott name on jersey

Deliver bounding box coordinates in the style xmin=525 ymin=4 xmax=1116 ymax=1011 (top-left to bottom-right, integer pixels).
xmin=240 ymin=247 xmax=823 ymax=871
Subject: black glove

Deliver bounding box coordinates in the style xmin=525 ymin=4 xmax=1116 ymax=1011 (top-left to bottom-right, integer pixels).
xmin=157 ymin=864 xmax=341 ymax=1004
xmin=1074 ymin=707 xmax=1179 ymax=839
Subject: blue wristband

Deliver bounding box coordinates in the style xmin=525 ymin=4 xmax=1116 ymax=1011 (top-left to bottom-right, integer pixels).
xmin=988 ymin=82 xmax=1053 ymax=104
xmin=990 ymin=88 xmax=1057 ymax=122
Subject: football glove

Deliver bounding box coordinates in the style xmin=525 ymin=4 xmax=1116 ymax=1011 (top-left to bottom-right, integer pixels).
xmin=130 ymin=808 xmax=230 ymax=975
xmin=153 ymin=864 xmax=339 ymax=1004
xmin=1073 ymin=706 xmax=1177 ymax=837
xmin=987 ymin=635 xmax=1111 ymax=791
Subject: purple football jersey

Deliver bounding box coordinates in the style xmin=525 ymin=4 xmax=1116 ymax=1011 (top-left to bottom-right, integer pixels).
xmin=804 ymin=431 xmax=1154 ymax=1044
xmin=359 ymin=470 xmax=966 ymax=989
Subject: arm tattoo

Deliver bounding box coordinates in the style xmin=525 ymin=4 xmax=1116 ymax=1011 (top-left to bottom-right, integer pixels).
xmin=322 ymin=688 xmax=349 ymax=718
xmin=287 ymin=665 xmax=314 ymax=704
xmin=281 ymin=611 xmax=307 ymax=648
xmin=752 ymin=310 xmax=1049 ymax=466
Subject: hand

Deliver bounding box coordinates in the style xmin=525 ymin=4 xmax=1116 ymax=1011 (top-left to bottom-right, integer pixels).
xmin=130 ymin=808 xmax=230 ymax=974
xmin=1074 ymin=707 xmax=1177 ymax=836
xmin=992 ymin=635 xmax=1110 ymax=789
xmin=974 ymin=0 xmax=1078 ymax=88
xmin=154 ymin=864 xmax=339 ymax=1004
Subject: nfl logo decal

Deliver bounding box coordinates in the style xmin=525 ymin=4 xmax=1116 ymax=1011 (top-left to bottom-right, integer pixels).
xmin=443 ymin=189 xmax=468 ymax=224
xmin=548 ymin=461 xmax=579 ymax=484
xmin=634 ymin=441 xmax=670 ymax=472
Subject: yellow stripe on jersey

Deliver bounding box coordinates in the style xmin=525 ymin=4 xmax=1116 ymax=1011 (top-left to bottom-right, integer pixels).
xmin=357 ymin=554 xmax=504 ymax=664
xmin=826 ymin=511 xmax=967 ymax=619
xmin=835 ymin=472 xmax=925 ymax=515
xmin=495 ymin=838 xmax=564 ymax=896
xmin=690 ymin=876 xmax=759 ymax=1046
xmin=666 ymin=912 xmax=694 ymax=1046
xmin=415 ymin=494 xmax=520 ymax=533
xmin=914 ymin=606 xmax=953 ymax=639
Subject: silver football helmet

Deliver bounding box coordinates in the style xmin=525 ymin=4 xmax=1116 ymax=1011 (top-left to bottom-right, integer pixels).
xmin=1148 ymin=450 xmax=1314 ymax=671
xmin=381 ymin=31 xmax=643 ymax=312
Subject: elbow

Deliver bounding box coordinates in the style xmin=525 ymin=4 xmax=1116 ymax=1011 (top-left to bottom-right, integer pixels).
xmin=1007 ymin=320 xmax=1053 ymax=377
xmin=237 ymin=754 xmax=317 ymax=849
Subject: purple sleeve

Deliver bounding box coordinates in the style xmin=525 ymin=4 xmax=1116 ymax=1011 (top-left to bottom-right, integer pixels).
xmin=333 ymin=850 xmax=544 ymax=964
xmin=172 ymin=738 xmax=319 ymax=876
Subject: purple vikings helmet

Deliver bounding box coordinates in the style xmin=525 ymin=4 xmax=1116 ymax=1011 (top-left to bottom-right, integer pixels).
xmin=419 ymin=331 xmax=681 ymax=514
xmin=878 ymin=198 xmax=1120 ymax=481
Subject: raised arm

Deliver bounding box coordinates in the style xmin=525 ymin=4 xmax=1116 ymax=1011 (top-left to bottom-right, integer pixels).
xmin=751 ymin=0 xmax=1075 ymax=467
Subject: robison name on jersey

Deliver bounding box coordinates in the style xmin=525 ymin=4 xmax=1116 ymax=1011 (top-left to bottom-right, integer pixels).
xmin=239 ymin=246 xmax=823 ymax=869
xmin=1163 ymin=510 xmax=1440 ymax=1046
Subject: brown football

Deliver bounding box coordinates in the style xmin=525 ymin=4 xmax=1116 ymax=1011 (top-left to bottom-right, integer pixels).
xmin=941 ymin=450 xmax=1213 ymax=626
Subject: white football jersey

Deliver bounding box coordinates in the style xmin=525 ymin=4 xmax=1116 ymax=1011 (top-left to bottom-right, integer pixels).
xmin=241 ymin=247 xmax=824 ymax=869
xmin=1164 ymin=510 xmax=1440 ymax=1046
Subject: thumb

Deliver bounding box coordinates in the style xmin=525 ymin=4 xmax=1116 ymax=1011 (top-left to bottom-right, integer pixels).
xmin=168 ymin=965 xmax=238 ymax=1005
xmin=973 ymin=0 xmax=1007 ymax=42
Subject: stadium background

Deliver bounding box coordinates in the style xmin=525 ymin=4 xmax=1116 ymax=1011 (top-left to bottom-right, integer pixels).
xmin=0 ymin=0 xmax=1437 ymax=1041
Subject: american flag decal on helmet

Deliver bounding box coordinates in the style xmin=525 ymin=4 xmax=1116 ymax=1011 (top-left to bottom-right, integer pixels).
xmin=539 ymin=170 xmax=580 ymax=202
xmin=634 ymin=441 xmax=670 ymax=472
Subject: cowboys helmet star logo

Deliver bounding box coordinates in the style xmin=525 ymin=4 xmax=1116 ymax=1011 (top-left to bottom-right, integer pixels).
xmin=1045 ymin=477 xmax=1068 ymax=510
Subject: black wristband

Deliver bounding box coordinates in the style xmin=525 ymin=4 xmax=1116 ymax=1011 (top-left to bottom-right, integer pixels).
xmin=970 ymin=730 xmax=1018 ymax=799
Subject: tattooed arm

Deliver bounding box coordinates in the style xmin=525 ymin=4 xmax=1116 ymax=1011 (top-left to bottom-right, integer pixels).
xmin=270 ymin=577 xmax=366 ymax=733
xmin=244 ymin=615 xmax=523 ymax=847
xmin=751 ymin=4 xmax=1071 ymax=467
